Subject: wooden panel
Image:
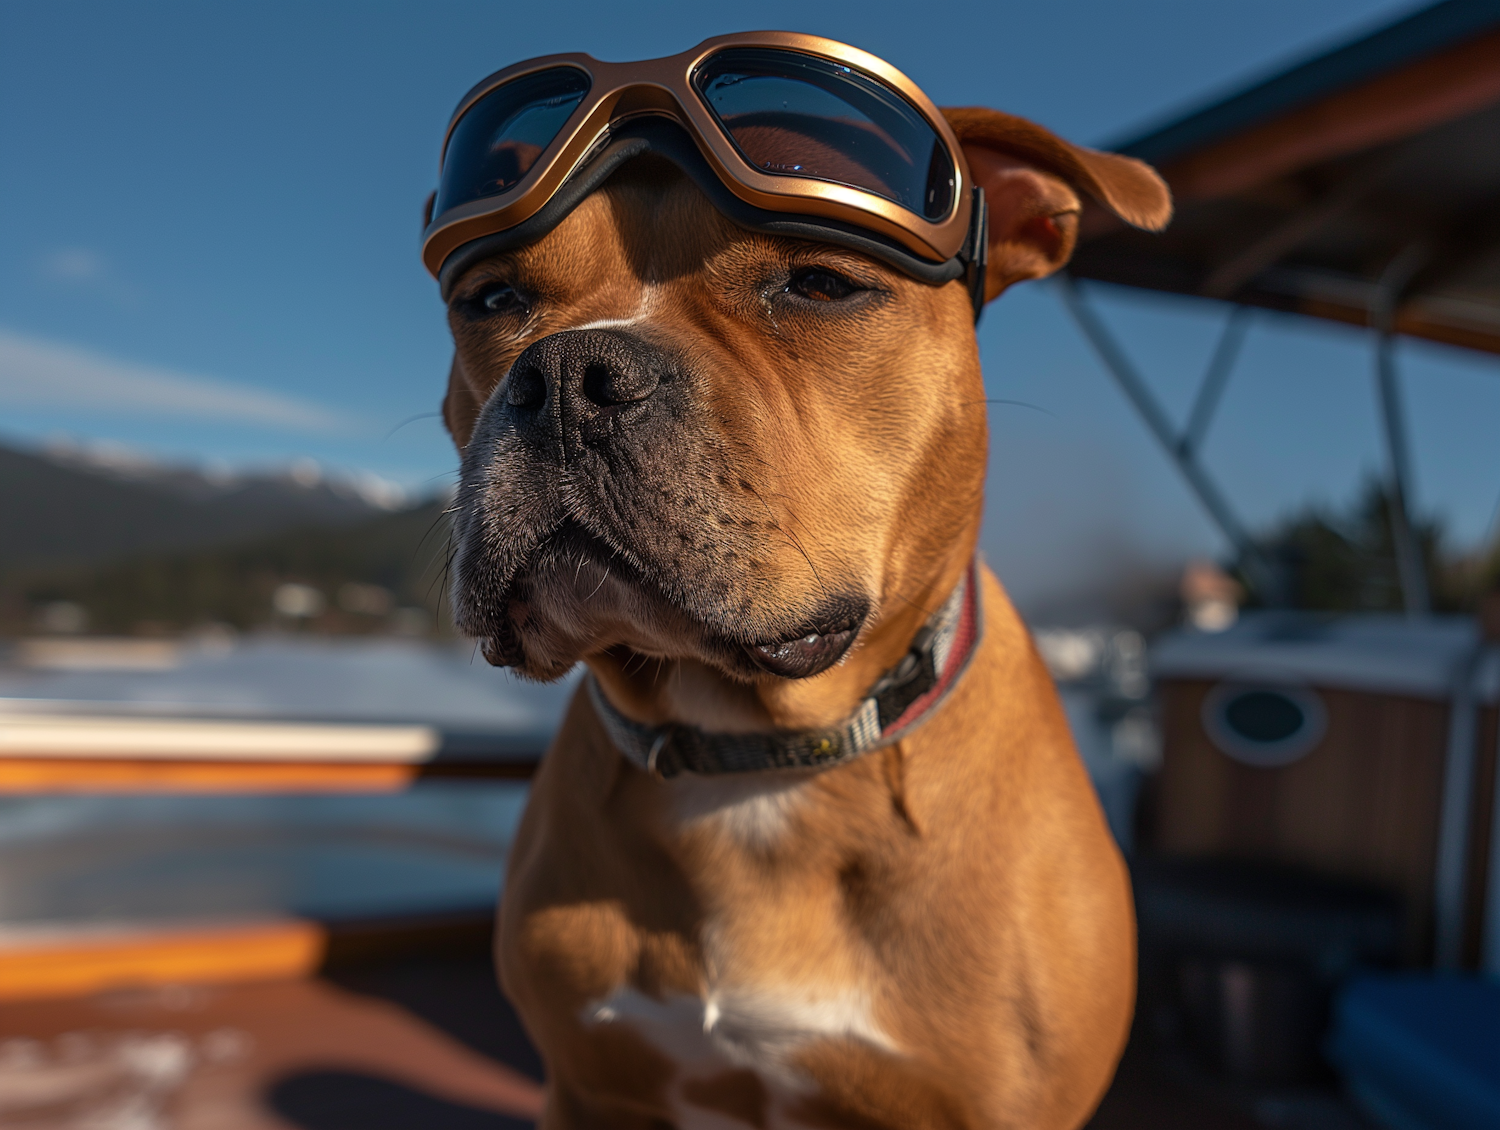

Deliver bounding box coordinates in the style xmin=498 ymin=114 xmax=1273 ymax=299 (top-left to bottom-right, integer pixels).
xmin=0 ymin=921 xmax=325 ymax=1002
xmin=1155 ymin=679 xmax=1449 ymax=958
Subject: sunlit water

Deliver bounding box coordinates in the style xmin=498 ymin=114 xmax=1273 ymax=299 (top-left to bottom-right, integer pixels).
xmin=0 ymin=638 xmax=574 ymax=928
xmin=0 ymin=632 xmax=1151 ymax=929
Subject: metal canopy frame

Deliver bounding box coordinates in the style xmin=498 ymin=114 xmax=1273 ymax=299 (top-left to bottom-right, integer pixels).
xmin=1055 ymin=274 xmax=1432 ymax=615
xmin=1057 ymin=1 xmax=1500 ymax=611
xmin=1054 ymin=277 xmax=1271 ymax=597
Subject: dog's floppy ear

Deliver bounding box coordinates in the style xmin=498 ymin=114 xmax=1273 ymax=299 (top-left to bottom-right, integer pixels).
xmin=942 ymin=107 xmax=1171 ymax=301
xmin=443 ymin=352 xmax=484 ymax=449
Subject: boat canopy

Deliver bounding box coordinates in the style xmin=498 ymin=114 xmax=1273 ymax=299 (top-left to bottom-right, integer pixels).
xmin=1071 ymin=0 xmax=1500 ymax=356
xmin=1056 ymin=1 xmax=1500 ymax=611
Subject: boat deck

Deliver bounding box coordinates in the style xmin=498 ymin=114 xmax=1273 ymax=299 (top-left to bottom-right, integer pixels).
xmin=0 ymin=948 xmax=1375 ymax=1130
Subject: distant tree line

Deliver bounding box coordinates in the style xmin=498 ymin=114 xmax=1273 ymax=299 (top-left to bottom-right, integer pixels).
xmin=1243 ymin=478 xmax=1499 ymax=614
xmin=0 ymin=501 xmax=455 ymax=638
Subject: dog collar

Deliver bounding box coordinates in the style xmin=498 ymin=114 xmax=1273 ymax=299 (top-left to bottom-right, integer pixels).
xmin=588 ymin=560 xmax=983 ymax=778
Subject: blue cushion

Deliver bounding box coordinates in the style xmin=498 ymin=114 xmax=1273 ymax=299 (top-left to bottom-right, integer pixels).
xmin=1328 ymin=975 xmax=1500 ymax=1130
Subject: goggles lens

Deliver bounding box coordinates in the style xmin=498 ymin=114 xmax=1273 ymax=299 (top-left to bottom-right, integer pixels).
xmin=436 ymin=66 xmax=591 ymax=216
xmin=693 ymin=48 xmax=955 ymax=220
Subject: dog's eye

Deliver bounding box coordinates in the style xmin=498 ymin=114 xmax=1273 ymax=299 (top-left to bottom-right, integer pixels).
xmin=788 ymin=268 xmax=859 ymax=303
xmin=477 ymin=284 xmax=525 ymax=316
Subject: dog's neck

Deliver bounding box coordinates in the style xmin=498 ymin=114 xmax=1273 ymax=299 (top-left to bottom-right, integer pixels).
xmin=587 ymin=561 xmax=981 ymax=778
xmin=586 ymin=552 xmax=978 ymax=736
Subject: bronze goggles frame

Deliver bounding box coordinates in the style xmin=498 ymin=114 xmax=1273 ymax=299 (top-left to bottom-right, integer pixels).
xmin=421 ymin=32 xmax=984 ymax=310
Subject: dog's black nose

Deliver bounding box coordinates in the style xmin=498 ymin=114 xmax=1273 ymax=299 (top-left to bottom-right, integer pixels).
xmin=504 ymin=329 xmax=667 ymax=426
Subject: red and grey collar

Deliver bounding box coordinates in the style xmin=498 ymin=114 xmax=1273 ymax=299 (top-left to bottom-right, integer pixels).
xmin=588 ymin=560 xmax=983 ymax=778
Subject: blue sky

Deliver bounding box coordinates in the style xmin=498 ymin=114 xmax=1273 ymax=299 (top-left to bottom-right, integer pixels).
xmin=3 ymin=0 xmax=1497 ymax=609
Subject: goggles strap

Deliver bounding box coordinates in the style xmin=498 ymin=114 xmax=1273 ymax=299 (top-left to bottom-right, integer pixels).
xmin=965 ymin=184 xmax=989 ymax=322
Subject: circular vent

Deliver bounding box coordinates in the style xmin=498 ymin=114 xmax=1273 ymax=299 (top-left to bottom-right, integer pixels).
xmin=1202 ymin=683 xmax=1326 ymax=767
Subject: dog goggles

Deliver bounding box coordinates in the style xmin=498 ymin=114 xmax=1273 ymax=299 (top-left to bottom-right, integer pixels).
xmin=422 ymin=32 xmax=987 ymax=313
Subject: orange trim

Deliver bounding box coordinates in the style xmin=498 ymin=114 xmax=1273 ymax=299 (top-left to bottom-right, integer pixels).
xmin=0 ymin=920 xmax=325 ymax=1002
xmin=1163 ymin=28 xmax=1500 ymax=200
xmin=0 ymin=757 xmax=418 ymax=793
xmin=1286 ymin=297 xmax=1500 ymax=357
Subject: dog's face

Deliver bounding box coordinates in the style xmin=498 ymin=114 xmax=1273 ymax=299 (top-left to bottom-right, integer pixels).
xmin=442 ymin=109 xmax=1168 ymax=718
xmin=445 ymin=159 xmax=982 ymax=687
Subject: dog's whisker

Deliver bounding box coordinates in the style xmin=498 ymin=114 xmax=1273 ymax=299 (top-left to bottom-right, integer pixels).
xmin=737 ymin=479 xmax=829 ymax=597
xmin=890 ymin=587 xmax=943 ymax=619
xmin=962 ymin=397 xmax=1054 ymax=415
xmin=586 ymin=566 xmax=611 ymax=601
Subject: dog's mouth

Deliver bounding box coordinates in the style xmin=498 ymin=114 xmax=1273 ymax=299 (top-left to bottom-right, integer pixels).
xmin=470 ymin=519 xmax=866 ymax=681
xmin=745 ymin=620 xmax=862 ymax=679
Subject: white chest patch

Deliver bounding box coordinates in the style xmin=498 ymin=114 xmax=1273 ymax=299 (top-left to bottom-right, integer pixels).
xmin=669 ymin=772 xmax=810 ymax=851
xmin=582 ymin=984 xmax=898 ymax=1127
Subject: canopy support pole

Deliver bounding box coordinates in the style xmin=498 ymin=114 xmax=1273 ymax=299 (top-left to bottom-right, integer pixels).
xmin=1371 ymin=244 xmax=1433 ymax=618
xmin=1056 ymin=275 xmax=1276 ymax=599
xmin=1182 ymin=305 xmax=1251 ymax=458
xmin=1374 ymin=335 xmax=1431 ymax=616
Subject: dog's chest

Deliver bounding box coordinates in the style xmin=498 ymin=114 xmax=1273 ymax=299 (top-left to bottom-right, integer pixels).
xmin=573 ymin=778 xmax=897 ymax=1126
xmin=581 ymin=982 xmax=896 ymax=1128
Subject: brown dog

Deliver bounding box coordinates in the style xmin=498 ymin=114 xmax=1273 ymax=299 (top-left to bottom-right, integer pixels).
xmin=441 ymin=97 xmax=1169 ymax=1128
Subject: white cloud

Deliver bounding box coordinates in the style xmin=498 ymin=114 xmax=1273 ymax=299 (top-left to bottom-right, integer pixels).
xmin=0 ymin=328 xmax=348 ymax=432
xmin=36 ymin=248 xmax=142 ymax=307
xmin=40 ymin=248 xmax=108 ymax=283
